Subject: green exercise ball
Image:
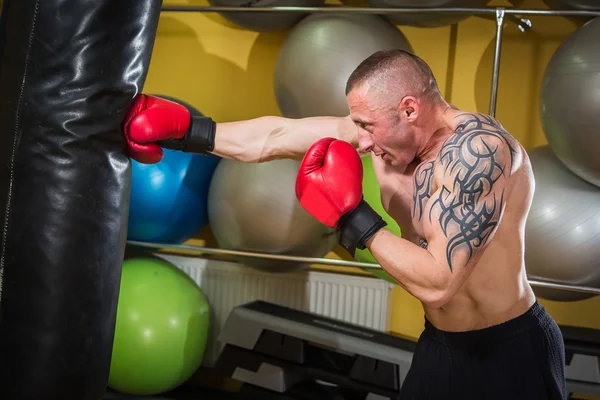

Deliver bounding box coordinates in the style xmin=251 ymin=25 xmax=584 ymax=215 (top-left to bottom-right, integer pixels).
xmin=108 ymin=257 xmax=210 ymax=395
xmin=355 ymin=156 xmax=401 ymax=284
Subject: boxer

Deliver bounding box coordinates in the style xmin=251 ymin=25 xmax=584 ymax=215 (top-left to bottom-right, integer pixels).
xmin=124 ymin=49 xmax=566 ymax=400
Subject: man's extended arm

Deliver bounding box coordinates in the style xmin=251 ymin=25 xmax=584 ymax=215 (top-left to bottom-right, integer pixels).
xmin=212 ymin=115 xmax=358 ymax=163
xmin=122 ymin=94 xmax=358 ymax=164
xmin=366 ymin=114 xmax=516 ymax=308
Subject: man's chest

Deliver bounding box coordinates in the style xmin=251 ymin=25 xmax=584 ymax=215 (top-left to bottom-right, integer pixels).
xmin=375 ymin=159 xmax=439 ymax=241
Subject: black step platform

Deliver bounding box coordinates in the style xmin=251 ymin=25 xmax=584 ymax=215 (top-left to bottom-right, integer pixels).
xmin=214 ymin=301 xmax=600 ymax=399
xmin=560 ymin=325 xmax=600 ymax=399
xmin=214 ymin=301 xmax=416 ymax=400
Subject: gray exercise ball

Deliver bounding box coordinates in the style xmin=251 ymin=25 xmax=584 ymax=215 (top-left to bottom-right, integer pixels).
xmin=366 ymin=0 xmax=491 ymax=27
xmin=273 ymin=13 xmax=413 ymax=118
xmin=540 ymin=17 xmax=600 ymax=188
xmin=207 ymin=159 xmax=338 ymax=272
xmin=208 ymin=0 xmax=325 ymax=33
xmin=525 ymin=146 xmax=600 ymax=302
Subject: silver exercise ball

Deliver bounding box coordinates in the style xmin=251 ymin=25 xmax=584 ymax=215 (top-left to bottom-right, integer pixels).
xmin=273 ymin=13 xmax=413 ymax=118
xmin=207 ymin=159 xmax=338 ymax=272
xmin=365 ymin=0 xmax=491 ymax=27
xmin=540 ymin=17 xmax=600 ymax=188
xmin=525 ymin=146 xmax=600 ymax=302
xmin=208 ymin=0 xmax=325 ymax=32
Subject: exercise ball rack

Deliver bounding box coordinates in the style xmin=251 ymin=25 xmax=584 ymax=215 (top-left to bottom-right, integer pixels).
xmin=140 ymin=5 xmax=600 ymax=297
xmin=129 ymin=240 xmax=600 ymax=296
xmin=161 ymin=5 xmax=600 ymax=117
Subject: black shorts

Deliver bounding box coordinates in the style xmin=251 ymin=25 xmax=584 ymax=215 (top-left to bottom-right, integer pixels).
xmin=399 ymin=301 xmax=567 ymax=400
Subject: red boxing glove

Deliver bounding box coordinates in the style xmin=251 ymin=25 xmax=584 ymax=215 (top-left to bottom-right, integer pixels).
xmin=296 ymin=137 xmax=387 ymax=256
xmin=123 ymin=95 xmax=189 ymax=163
xmin=123 ymin=94 xmax=216 ymax=164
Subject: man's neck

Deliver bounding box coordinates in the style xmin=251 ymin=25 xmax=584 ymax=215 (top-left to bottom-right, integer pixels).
xmin=415 ymin=103 xmax=455 ymax=161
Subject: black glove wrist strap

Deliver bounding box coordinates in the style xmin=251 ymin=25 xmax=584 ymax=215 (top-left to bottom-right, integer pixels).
xmin=156 ymin=115 xmax=216 ymax=155
xmin=338 ymin=199 xmax=387 ymax=257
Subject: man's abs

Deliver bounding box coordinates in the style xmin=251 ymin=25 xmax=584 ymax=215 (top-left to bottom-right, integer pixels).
xmin=424 ymin=238 xmax=537 ymax=332
xmin=377 ymin=155 xmax=537 ymax=333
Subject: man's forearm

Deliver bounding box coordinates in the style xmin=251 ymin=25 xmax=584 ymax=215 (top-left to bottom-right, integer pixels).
xmin=211 ymin=115 xmax=358 ymax=163
xmin=366 ymin=230 xmax=451 ymax=308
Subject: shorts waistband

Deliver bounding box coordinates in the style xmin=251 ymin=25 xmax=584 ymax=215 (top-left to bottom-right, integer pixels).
xmin=423 ymin=301 xmax=551 ymax=348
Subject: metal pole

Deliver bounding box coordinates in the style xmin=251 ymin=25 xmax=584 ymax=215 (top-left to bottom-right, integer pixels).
xmin=159 ymin=5 xmax=600 ymax=17
xmin=161 ymin=5 xmax=500 ymax=14
xmin=505 ymin=8 xmax=600 ymax=16
xmin=527 ymin=279 xmax=600 ymax=296
xmin=128 ymin=240 xmax=600 ymax=295
xmin=127 ymin=240 xmax=384 ymax=270
xmin=489 ymin=8 xmax=505 ymax=117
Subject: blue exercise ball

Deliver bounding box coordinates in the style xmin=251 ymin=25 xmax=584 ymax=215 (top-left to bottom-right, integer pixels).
xmin=127 ymin=96 xmax=221 ymax=244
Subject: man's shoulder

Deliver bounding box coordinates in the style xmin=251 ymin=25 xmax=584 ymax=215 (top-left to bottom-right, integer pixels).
xmin=435 ymin=112 xmax=524 ymax=178
xmin=444 ymin=112 xmax=520 ymax=155
xmin=450 ymin=111 xmax=508 ymax=135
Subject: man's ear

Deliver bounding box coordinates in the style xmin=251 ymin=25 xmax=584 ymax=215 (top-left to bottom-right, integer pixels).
xmin=398 ymin=96 xmax=418 ymax=122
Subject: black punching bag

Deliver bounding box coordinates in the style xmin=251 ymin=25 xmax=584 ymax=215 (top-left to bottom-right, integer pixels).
xmin=0 ymin=0 xmax=162 ymax=398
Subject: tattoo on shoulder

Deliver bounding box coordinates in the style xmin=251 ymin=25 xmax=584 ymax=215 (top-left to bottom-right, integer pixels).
xmin=428 ymin=113 xmax=517 ymax=272
xmin=412 ymin=161 xmax=435 ymax=220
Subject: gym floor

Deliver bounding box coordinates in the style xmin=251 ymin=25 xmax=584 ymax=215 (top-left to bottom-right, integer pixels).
xmin=103 ymin=385 xmax=591 ymax=400
xmin=103 ymin=386 xmax=239 ymax=400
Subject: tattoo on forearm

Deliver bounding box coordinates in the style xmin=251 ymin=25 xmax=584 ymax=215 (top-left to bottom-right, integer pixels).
xmin=428 ymin=113 xmax=516 ymax=271
xmin=412 ymin=161 xmax=434 ymax=220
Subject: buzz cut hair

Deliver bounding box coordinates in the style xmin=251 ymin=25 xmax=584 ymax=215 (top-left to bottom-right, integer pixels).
xmin=345 ymin=49 xmax=440 ymax=100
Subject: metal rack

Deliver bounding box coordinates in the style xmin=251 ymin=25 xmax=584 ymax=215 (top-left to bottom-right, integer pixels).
xmin=129 ymin=240 xmax=600 ymax=296
xmin=139 ymin=5 xmax=600 ymax=297
xmin=161 ymin=5 xmax=600 ymax=117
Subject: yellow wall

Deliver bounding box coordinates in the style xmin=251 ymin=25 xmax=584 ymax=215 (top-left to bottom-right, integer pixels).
xmin=146 ymin=0 xmax=600 ymax=342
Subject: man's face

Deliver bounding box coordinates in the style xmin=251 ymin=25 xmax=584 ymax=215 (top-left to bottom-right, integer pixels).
xmin=347 ymin=86 xmax=418 ymax=170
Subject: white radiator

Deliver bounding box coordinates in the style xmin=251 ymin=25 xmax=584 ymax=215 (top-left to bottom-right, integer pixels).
xmin=156 ymin=254 xmax=394 ymax=367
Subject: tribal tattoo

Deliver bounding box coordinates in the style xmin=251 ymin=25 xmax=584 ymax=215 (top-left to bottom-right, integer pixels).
xmin=412 ymin=161 xmax=435 ymax=221
xmin=427 ymin=113 xmax=517 ymax=272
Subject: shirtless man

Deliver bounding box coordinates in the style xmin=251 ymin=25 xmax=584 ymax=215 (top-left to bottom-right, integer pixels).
xmin=123 ymin=49 xmax=566 ymax=399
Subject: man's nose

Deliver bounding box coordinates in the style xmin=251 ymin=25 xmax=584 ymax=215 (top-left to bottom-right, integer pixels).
xmin=358 ymin=133 xmax=374 ymax=153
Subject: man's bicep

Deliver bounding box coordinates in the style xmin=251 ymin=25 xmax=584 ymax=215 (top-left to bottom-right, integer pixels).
xmin=424 ymin=133 xmax=512 ymax=272
xmin=424 ymin=183 xmax=507 ymax=273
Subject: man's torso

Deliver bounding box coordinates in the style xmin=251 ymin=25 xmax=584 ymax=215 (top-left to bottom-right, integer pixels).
xmin=371 ymin=112 xmax=537 ymax=332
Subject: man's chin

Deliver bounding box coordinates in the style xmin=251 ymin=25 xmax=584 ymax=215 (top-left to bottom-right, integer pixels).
xmin=387 ymin=159 xmax=409 ymax=173
xmin=382 ymin=154 xmax=395 ymax=165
